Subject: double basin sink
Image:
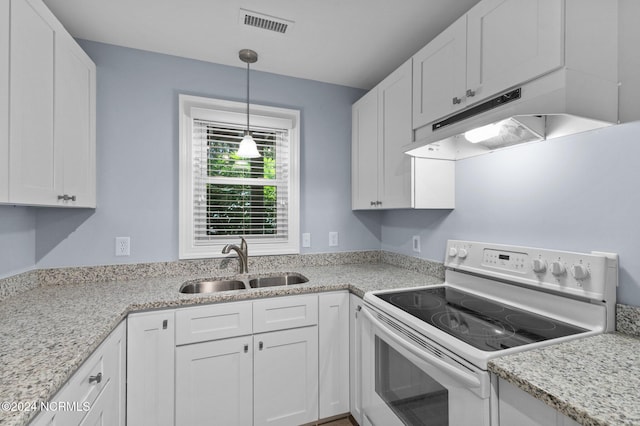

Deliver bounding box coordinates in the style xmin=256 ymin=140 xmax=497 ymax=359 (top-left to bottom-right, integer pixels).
xmin=180 ymin=272 xmax=309 ymax=294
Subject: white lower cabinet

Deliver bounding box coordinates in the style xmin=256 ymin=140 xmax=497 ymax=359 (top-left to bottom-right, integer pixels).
xmin=319 ymin=291 xmax=350 ymax=419
xmin=175 ymin=335 xmax=253 ymax=425
xmin=31 ymin=321 xmax=126 ymax=426
xmin=498 ymin=378 xmax=580 ymax=426
xmin=349 ymin=294 xmax=364 ymax=425
xmin=126 ymin=293 xmax=349 ymax=426
xmin=126 ymin=311 xmax=175 ymax=426
xmin=254 ymin=326 xmax=319 ymax=426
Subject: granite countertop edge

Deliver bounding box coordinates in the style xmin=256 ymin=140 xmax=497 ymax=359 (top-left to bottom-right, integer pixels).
xmin=488 ymin=332 xmax=640 ymax=426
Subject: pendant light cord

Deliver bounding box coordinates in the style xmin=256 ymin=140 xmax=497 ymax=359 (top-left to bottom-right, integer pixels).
xmin=246 ymin=62 xmax=250 ymax=134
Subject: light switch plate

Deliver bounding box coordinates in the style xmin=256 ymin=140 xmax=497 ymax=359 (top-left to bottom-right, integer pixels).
xmin=302 ymin=233 xmax=311 ymax=248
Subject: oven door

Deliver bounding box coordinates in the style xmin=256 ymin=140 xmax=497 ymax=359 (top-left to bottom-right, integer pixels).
xmin=361 ymin=305 xmax=491 ymax=426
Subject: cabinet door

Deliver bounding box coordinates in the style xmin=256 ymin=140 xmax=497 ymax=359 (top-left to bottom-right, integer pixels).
xmin=349 ymin=294 xmax=364 ymax=425
xmin=175 ymin=336 xmax=253 ymax=426
xmin=78 ymin=380 xmax=118 ymax=426
xmin=412 ymin=16 xmax=467 ymax=129
xmin=254 ymin=326 xmax=319 ymax=426
xmin=466 ymin=0 xmax=563 ymax=102
xmin=319 ymin=292 xmax=350 ymax=419
xmin=351 ymin=89 xmax=380 ymax=210
xmin=379 ymin=59 xmax=413 ymax=209
xmin=127 ymin=311 xmax=175 ymax=426
xmin=0 ymin=0 xmax=8 ymax=202
xmin=54 ymin=29 xmax=96 ymax=207
xmin=9 ymin=0 xmax=58 ymax=205
xmin=498 ymin=378 xmax=580 ymax=426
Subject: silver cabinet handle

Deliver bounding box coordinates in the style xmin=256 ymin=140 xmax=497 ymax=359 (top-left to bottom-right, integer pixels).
xmin=244 ymin=344 xmax=249 ymax=353
xmin=162 ymin=319 xmax=168 ymax=330
xmin=452 ymin=96 xmax=462 ymax=105
xmin=88 ymin=372 xmax=102 ymax=384
xmin=376 ymin=201 xmax=382 ymax=206
xmin=57 ymin=194 xmax=76 ymax=202
xmin=370 ymin=201 xmax=376 ymax=206
xmin=259 ymin=341 xmax=263 ymax=351
xmin=466 ymin=89 xmax=476 ymax=97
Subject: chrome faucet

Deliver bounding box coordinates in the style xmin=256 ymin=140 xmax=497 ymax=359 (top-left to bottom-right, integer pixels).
xmin=222 ymin=237 xmax=249 ymax=274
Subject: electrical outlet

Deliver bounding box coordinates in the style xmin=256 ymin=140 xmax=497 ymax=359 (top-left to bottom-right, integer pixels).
xmin=329 ymin=232 xmax=339 ymax=247
xmin=412 ymin=235 xmax=421 ymax=253
xmin=115 ymin=237 xmax=130 ymax=256
xmin=302 ymin=233 xmax=311 ymax=248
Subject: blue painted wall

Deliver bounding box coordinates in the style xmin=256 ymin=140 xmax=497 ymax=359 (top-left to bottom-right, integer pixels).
xmin=382 ymin=121 xmax=640 ymax=306
xmin=0 ymin=206 xmax=35 ymax=277
xmin=33 ymin=40 xmax=378 ymax=268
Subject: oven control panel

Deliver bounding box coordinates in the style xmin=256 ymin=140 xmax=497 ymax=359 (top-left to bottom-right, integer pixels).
xmin=482 ymin=249 xmax=529 ymax=272
xmin=445 ymin=240 xmax=618 ymax=302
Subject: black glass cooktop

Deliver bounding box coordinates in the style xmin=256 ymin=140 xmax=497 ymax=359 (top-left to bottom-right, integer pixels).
xmin=375 ymin=287 xmax=587 ymax=352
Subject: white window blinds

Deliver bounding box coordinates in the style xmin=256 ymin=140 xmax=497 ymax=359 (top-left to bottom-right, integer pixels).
xmin=192 ymin=119 xmax=290 ymax=242
xmin=179 ymin=95 xmax=300 ymax=259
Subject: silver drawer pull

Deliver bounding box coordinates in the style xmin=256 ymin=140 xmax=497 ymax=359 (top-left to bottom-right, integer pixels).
xmin=259 ymin=341 xmax=263 ymax=351
xmin=452 ymin=96 xmax=462 ymax=105
xmin=57 ymin=194 xmax=77 ymax=202
xmin=88 ymin=372 xmax=102 ymax=384
xmin=244 ymin=344 xmax=249 ymax=353
xmin=466 ymin=89 xmax=476 ymax=97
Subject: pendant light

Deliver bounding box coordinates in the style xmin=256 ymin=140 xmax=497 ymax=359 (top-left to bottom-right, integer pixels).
xmin=237 ymin=49 xmax=261 ymax=158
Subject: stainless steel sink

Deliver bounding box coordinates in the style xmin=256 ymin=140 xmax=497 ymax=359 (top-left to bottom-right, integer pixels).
xmin=249 ymin=273 xmax=308 ymax=288
xmin=179 ymin=273 xmax=309 ymax=294
xmin=179 ymin=279 xmax=247 ymax=294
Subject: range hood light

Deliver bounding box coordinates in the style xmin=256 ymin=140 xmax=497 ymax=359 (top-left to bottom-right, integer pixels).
xmin=464 ymin=123 xmax=501 ymax=143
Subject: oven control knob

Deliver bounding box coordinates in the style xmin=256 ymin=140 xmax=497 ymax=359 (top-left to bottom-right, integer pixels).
xmin=550 ymin=261 xmax=566 ymax=276
xmin=532 ymin=258 xmax=547 ymax=273
xmin=448 ymin=247 xmax=458 ymax=257
xmin=571 ymin=264 xmax=590 ymax=280
xmin=458 ymin=248 xmax=468 ymax=259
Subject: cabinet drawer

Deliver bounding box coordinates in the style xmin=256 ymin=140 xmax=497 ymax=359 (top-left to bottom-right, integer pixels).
xmin=32 ymin=321 xmax=125 ymax=426
xmin=253 ymin=294 xmax=318 ymax=333
xmin=176 ymin=301 xmax=253 ymax=345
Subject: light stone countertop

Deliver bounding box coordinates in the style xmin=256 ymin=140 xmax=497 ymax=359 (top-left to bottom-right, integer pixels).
xmin=0 ymin=262 xmax=441 ymax=426
xmin=489 ymin=332 xmax=640 ymax=426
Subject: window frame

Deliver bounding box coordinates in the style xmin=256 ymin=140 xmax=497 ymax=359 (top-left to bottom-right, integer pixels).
xmin=179 ymin=94 xmax=300 ymax=259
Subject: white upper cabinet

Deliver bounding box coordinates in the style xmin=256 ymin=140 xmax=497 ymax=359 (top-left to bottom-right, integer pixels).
xmin=351 ymin=87 xmax=379 ymax=210
xmin=466 ymin=0 xmax=563 ymax=102
xmin=8 ymin=0 xmax=56 ymax=205
xmin=1 ymin=0 xmax=96 ymax=207
xmin=55 ymin=29 xmax=96 ymax=207
xmin=413 ymin=0 xmax=564 ymax=129
xmin=413 ymin=16 xmax=467 ymax=127
xmin=378 ymin=59 xmax=413 ymax=209
xmin=352 ymin=59 xmax=454 ymax=210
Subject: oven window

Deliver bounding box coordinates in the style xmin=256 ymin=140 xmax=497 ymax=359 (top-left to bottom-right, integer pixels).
xmin=375 ymin=336 xmax=448 ymax=425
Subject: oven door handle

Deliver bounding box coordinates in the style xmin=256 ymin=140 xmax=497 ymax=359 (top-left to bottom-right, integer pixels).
xmin=362 ymin=307 xmax=482 ymax=389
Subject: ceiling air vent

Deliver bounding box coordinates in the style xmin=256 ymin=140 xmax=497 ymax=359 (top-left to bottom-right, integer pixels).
xmin=239 ymin=9 xmax=294 ymax=34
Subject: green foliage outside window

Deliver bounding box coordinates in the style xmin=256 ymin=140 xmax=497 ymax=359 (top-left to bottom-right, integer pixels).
xmin=204 ymin=127 xmax=278 ymax=236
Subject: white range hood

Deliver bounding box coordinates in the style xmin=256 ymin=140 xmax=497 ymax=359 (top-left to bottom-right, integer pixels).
xmin=405 ymin=68 xmax=619 ymax=160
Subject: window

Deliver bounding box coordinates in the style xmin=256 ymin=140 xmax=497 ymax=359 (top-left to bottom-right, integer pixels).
xmin=179 ymin=95 xmax=300 ymax=259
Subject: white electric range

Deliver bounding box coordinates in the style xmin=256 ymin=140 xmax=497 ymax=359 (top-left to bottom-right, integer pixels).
xmin=360 ymin=240 xmax=618 ymax=426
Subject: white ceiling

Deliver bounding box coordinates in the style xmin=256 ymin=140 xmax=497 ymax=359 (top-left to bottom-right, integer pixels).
xmin=42 ymin=0 xmax=481 ymax=90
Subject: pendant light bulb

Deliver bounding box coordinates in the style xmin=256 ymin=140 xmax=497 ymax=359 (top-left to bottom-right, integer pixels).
xmin=238 ymin=49 xmax=261 ymax=159
xmin=237 ymin=132 xmax=261 ymax=158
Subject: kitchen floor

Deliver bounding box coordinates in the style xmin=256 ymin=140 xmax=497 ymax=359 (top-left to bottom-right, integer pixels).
xmin=319 ymin=417 xmax=357 ymax=426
